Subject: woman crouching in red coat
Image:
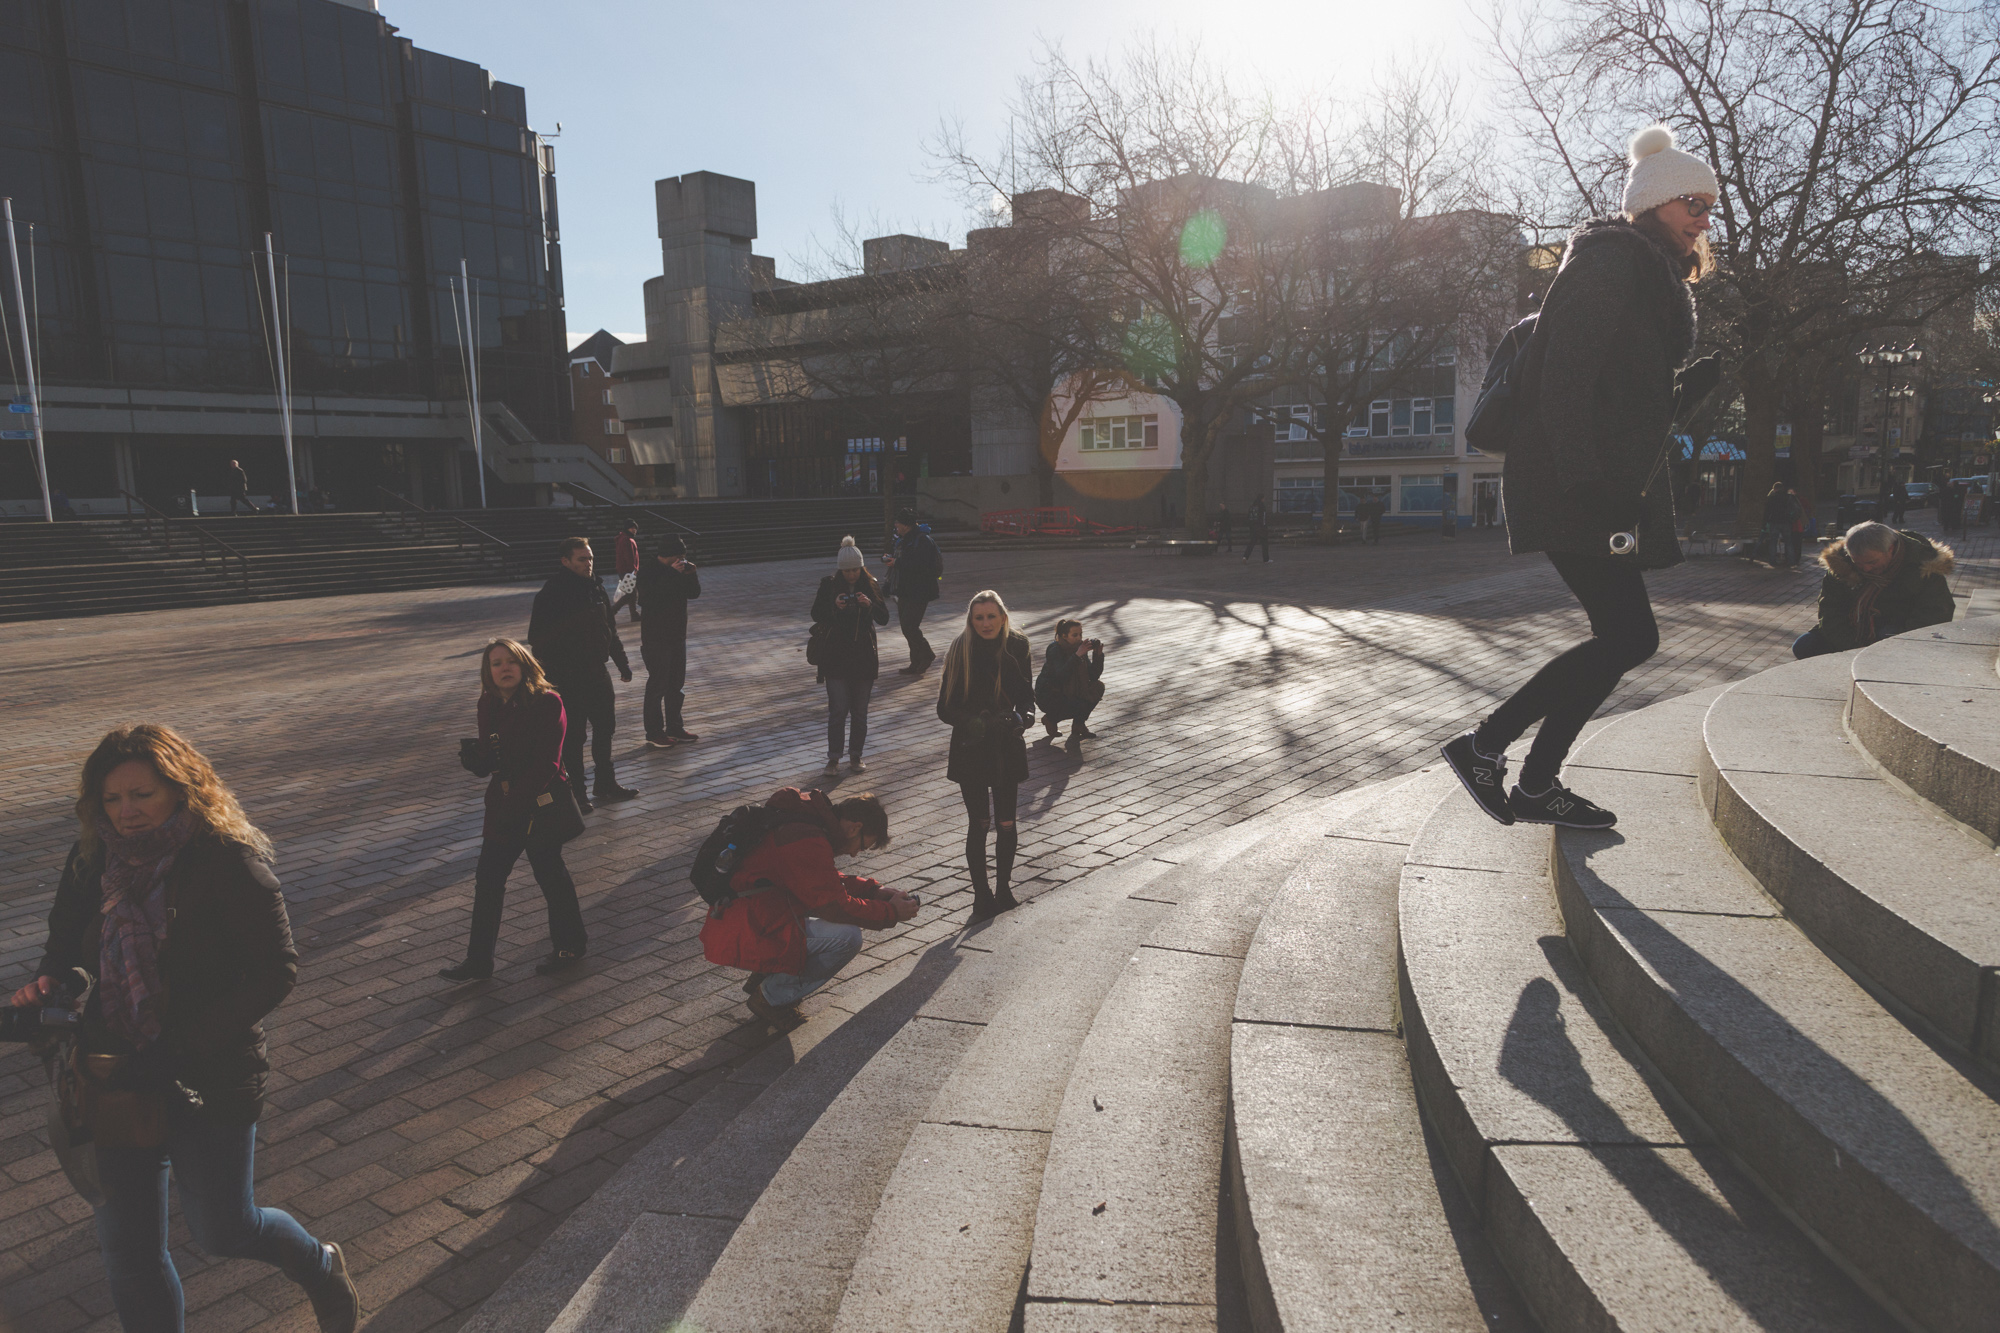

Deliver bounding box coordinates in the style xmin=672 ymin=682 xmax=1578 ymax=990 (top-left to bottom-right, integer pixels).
xmin=700 ymin=789 xmax=916 ymax=1020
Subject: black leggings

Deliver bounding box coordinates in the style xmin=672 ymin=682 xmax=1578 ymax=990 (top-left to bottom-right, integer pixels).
xmin=1475 ymin=553 xmax=1659 ymax=791
xmin=959 ymin=782 xmax=1019 ymax=897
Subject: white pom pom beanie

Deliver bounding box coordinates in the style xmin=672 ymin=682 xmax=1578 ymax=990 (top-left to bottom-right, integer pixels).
xmin=1621 ymin=125 xmax=1719 ymax=218
xmin=836 ymin=535 xmax=864 ymax=570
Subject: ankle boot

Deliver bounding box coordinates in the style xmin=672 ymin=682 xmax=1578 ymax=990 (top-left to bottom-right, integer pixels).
xmin=967 ymin=826 xmax=1001 ymax=922
xmin=993 ymin=824 xmax=1020 ymax=912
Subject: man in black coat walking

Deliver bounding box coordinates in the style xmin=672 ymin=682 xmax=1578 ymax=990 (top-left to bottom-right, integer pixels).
xmin=636 ymin=536 xmax=701 ymax=746
xmin=529 ymin=537 xmax=635 ymax=810
xmin=227 ymin=458 xmax=255 ymax=515
xmin=885 ymin=512 xmax=943 ymax=674
xmin=1242 ymin=497 xmax=1271 ymax=562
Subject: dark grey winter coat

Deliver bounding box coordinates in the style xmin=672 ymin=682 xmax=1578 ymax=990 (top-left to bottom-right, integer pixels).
xmin=1503 ymin=218 xmax=1698 ymax=570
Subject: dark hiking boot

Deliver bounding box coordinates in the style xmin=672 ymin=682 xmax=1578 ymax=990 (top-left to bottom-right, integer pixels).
xmin=437 ymin=960 xmax=493 ymax=983
xmin=1073 ymin=724 xmax=1099 ymax=740
xmin=534 ymin=949 xmax=585 ymax=976
xmin=667 ymin=730 xmax=700 ymax=741
xmin=745 ymin=987 xmax=799 ymax=1024
xmin=1044 ymin=715 xmax=1061 ymax=738
xmin=595 ymin=784 xmax=638 ymax=804
xmin=1440 ymin=731 xmax=1516 ymax=826
xmin=1508 ymin=783 xmax=1617 ymax=829
xmin=310 ymin=1242 xmax=360 ymax=1333
xmin=742 ymin=972 xmax=769 ymax=997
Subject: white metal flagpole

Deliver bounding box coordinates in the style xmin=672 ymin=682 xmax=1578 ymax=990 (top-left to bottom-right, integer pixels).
xmin=263 ymin=232 xmax=299 ymax=513
xmin=461 ymin=258 xmax=485 ymax=507
xmin=3 ymin=198 xmax=52 ymax=523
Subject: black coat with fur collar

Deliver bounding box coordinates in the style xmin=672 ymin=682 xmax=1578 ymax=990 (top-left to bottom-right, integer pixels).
xmin=1503 ymin=217 xmax=1698 ymax=569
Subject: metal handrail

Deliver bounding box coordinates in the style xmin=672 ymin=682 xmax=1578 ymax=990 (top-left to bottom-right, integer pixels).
xmin=118 ymin=490 xmax=251 ymax=593
xmin=557 ymin=482 xmax=701 ymax=543
xmin=374 ymin=487 xmax=511 ymax=551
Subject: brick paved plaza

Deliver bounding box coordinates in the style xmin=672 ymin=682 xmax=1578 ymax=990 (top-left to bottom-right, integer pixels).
xmin=3 ymin=518 xmax=1993 ymax=1332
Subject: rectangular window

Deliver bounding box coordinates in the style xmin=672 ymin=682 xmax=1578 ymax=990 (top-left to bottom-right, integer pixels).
xmin=1080 ymin=414 xmax=1159 ymax=450
xmin=1391 ymin=400 xmax=1412 ymax=436
xmin=1412 ymin=398 xmax=1433 ymax=435
xmin=1369 ymin=401 xmax=1390 ymax=437
xmin=1336 ymin=476 xmax=1393 ymax=515
xmin=603 ymin=419 xmax=624 ymax=435
xmin=602 ymin=389 xmax=613 ymax=405
xmin=1400 ymin=474 xmax=1445 ymax=512
xmin=1433 ymin=395 xmax=1455 ymax=429
xmin=608 ymin=447 xmax=626 ymax=463
xmin=1274 ymin=477 xmax=1324 ymax=514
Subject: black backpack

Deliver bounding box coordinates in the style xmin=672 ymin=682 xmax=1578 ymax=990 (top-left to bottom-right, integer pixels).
xmin=691 ymin=803 xmax=784 ymax=910
xmin=1462 ymin=313 xmax=1541 ymax=462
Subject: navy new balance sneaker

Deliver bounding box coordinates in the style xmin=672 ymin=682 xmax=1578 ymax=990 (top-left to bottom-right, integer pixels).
xmin=1440 ymin=731 xmax=1515 ymax=825
xmin=1508 ymin=782 xmax=1617 ymax=829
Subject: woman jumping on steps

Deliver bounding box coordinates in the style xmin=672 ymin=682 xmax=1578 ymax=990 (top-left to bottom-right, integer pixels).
xmin=937 ymin=590 xmax=1036 ymax=923
xmin=1440 ymin=125 xmax=1725 ymax=831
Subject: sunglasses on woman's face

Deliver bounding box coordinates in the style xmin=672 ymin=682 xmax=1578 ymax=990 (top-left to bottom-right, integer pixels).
xmin=1674 ymin=195 xmax=1715 ymax=219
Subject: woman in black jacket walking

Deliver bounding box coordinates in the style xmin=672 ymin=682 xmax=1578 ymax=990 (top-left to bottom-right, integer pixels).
xmin=813 ymin=536 xmax=891 ymax=776
xmin=937 ymin=590 xmax=1037 ymax=922
xmin=1441 ymin=125 xmax=1724 ymax=830
xmin=440 ymin=637 xmax=588 ymax=981
xmin=12 ymin=724 xmax=360 ymax=1333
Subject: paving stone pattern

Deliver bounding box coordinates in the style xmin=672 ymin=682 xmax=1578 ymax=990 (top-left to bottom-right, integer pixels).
xmin=1 ymin=516 xmax=1992 ymax=1332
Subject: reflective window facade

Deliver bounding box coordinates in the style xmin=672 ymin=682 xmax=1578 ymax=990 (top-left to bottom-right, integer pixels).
xmin=0 ymin=0 xmax=565 ymax=441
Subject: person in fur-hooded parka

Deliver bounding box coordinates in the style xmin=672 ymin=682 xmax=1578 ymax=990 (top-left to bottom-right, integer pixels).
xmin=1796 ymin=525 xmax=1955 ymax=656
xmin=1503 ymin=214 xmax=1712 ymax=569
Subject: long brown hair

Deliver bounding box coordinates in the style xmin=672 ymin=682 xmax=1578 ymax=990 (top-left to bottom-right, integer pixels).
xmin=939 ymin=590 xmax=1023 ymax=711
xmin=1631 ymin=207 xmax=1714 ymax=283
xmin=75 ymin=724 xmax=272 ymax=861
xmin=480 ymin=637 xmax=553 ymax=697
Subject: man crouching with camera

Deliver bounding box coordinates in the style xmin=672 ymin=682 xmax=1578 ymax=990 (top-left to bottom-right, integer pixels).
xmin=1035 ymin=618 xmax=1107 ymax=750
xmin=698 ymin=788 xmax=917 ymax=1022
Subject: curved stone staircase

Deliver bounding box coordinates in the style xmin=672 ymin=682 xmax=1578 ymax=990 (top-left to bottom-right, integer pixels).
xmin=463 ymin=613 xmax=1999 ymax=1332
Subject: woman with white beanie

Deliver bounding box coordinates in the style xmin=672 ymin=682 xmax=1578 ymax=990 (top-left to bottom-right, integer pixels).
xmin=1440 ymin=125 xmax=1726 ymax=830
xmin=810 ymin=536 xmax=891 ymax=776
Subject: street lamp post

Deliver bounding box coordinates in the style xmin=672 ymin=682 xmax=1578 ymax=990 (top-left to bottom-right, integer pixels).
xmin=1855 ymin=343 xmax=1922 ymax=512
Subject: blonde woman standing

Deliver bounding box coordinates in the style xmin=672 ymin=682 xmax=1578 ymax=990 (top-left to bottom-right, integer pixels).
xmin=936 ymin=591 xmax=1036 ymax=922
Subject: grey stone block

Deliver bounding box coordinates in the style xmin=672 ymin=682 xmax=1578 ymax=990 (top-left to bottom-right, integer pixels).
xmin=1024 ymin=1303 xmax=1218 ymax=1331
xmin=1229 ymin=1024 xmax=1490 ymax=1331
xmin=1702 ymin=691 xmax=1869 ymax=780
xmin=1234 ymin=836 xmax=1409 ymax=1032
xmin=1557 ymin=770 xmax=1779 ymax=917
xmin=1852 ymin=630 xmax=2000 ymax=687
xmin=1028 ymin=947 xmax=1240 ymax=1307
xmin=548 ymin=1212 xmax=736 ymax=1333
xmin=1486 ymin=1144 xmax=1895 ymax=1332
xmin=1850 ymin=675 xmax=2000 ymax=841
xmin=1405 ymin=782 xmax=1548 ymax=878
xmin=1564 ymin=691 xmax=1715 ymax=778
xmin=831 ymin=1122 xmax=1047 ymax=1333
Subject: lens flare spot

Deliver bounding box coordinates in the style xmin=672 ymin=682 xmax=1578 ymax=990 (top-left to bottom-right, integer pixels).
xmin=1179 ymin=209 xmax=1226 ymax=268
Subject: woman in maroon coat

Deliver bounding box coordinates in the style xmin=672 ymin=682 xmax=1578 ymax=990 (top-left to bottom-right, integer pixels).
xmin=440 ymin=638 xmax=588 ymax=982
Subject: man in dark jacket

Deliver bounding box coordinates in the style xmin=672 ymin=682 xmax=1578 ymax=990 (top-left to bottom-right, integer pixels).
xmin=529 ymin=537 xmax=635 ymax=809
xmin=885 ymin=512 xmax=943 ymax=674
xmin=1793 ymin=523 xmax=1954 ymax=658
xmin=1242 ymin=497 xmax=1271 ymax=562
xmin=636 ymin=536 xmax=701 ymax=745
xmin=227 ymin=458 xmax=254 ymax=515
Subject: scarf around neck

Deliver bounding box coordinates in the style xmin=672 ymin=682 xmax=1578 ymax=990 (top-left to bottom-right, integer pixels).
xmin=97 ymin=808 xmax=195 ymax=1048
xmin=1852 ymin=539 xmax=1909 ymax=645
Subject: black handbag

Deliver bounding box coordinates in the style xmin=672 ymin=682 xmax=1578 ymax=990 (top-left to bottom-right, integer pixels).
xmin=524 ymin=781 xmax=586 ymax=847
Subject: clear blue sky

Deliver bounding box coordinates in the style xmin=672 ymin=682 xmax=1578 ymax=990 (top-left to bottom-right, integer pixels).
xmin=380 ymin=0 xmax=1475 ymax=345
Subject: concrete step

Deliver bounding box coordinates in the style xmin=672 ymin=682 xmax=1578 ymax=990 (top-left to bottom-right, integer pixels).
xmin=1021 ymin=780 xmax=1419 ymax=1329
xmin=1401 ymin=691 xmax=1895 ymax=1331
xmin=1847 ymin=619 xmax=2000 ymax=841
xmin=1555 ymin=693 xmax=2000 ymax=1331
xmin=1699 ymin=652 xmax=2000 ymax=1067
xmin=488 ymin=817 xmax=1265 ymax=1333
xmin=1231 ymin=767 xmax=1533 ymax=1332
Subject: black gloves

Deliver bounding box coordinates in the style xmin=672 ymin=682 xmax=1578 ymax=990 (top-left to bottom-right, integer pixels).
xmin=1676 ymin=354 xmax=1724 ymax=408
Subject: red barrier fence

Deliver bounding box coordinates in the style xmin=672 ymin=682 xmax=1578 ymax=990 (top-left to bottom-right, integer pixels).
xmin=979 ymin=507 xmax=1141 ymax=537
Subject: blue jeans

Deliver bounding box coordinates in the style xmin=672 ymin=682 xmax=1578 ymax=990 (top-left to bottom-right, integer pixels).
xmin=95 ymin=1109 xmax=330 ymax=1332
xmin=1792 ymin=628 xmax=1835 ymax=659
xmin=825 ymin=676 xmax=874 ymax=762
xmin=760 ymin=918 xmax=863 ymax=1007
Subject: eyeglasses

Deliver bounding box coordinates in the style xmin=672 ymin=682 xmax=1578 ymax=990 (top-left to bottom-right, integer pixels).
xmin=1674 ymin=195 xmax=1716 ymax=219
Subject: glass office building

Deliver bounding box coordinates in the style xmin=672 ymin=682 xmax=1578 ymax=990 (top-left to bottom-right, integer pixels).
xmin=0 ymin=0 xmax=565 ymax=510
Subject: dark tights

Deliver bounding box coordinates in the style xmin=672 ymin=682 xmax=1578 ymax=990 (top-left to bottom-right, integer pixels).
xmin=959 ymin=782 xmax=1019 ymax=902
xmin=1475 ymin=553 xmax=1659 ymax=792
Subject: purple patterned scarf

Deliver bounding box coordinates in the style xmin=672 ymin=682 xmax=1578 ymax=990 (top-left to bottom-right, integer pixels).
xmin=97 ymin=808 xmax=195 ymax=1048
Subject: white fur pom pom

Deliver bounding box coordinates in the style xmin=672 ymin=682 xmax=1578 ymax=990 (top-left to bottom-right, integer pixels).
xmin=840 ymin=535 xmax=857 ymax=547
xmin=1629 ymin=125 xmax=1675 ymax=162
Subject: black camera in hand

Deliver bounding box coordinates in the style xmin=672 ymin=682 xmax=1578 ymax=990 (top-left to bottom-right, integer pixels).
xmin=0 ymin=968 xmax=92 ymax=1043
xmin=458 ymin=734 xmax=500 ymax=777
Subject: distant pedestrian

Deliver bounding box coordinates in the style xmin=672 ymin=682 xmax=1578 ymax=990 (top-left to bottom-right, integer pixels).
xmin=1784 ymin=487 xmax=1805 ymax=567
xmin=698 ymin=787 xmax=914 ymax=1022
xmin=1679 ymin=477 xmax=1701 ymax=519
xmin=1036 ymin=618 xmax=1105 ymax=747
xmin=13 ymin=724 xmax=362 ymax=1333
xmin=1440 ymin=490 xmax=1458 ymax=539
xmin=1242 ymin=497 xmax=1272 ymax=563
xmin=1359 ymin=494 xmax=1385 ymax=545
xmin=1792 ymin=522 xmax=1954 ymax=658
xmin=1439 ymin=123 xmax=1725 ymax=831
xmin=885 ymin=511 xmax=943 ymax=674
xmin=1218 ymin=502 xmax=1235 ymax=551
xmin=636 ymin=536 xmax=701 ymax=746
xmin=812 ymin=537 xmax=890 ymax=775
xmin=1889 ymin=481 xmax=1908 ymax=526
xmin=611 ymin=520 xmax=641 ymax=623
xmin=937 ymin=590 xmax=1036 ymax=922
xmin=226 ymin=459 xmax=254 ymax=515
xmin=442 ymin=639 xmax=588 ymax=980
xmin=1940 ymin=482 xmax=1964 ymax=531
xmin=528 ymin=537 xmax=635 ymax=811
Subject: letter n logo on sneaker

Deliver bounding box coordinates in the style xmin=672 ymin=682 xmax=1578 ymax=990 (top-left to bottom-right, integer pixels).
xmin=1549 ymin=798 xmax=1575 ymax=815
xmin=1474 ymin=768 xmax=1495 ymax=786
